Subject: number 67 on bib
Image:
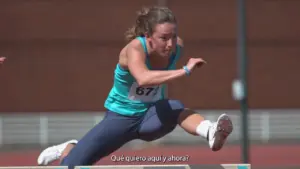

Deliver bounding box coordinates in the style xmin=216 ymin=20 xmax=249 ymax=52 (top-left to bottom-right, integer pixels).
xmin=128 ymin=82 xmax=163 ymax=102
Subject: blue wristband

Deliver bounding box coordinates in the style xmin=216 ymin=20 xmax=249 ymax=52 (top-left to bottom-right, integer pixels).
xmin=183 ymin=66 xmax=190 ymax=76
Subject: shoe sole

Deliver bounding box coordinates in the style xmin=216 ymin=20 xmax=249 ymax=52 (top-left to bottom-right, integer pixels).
xmin=211 ymin=113 xmax=233 ymax=151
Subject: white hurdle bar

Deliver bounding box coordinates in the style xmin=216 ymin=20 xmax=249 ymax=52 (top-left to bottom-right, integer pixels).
xmin=0 ymin=164 xmax=251 ymax=169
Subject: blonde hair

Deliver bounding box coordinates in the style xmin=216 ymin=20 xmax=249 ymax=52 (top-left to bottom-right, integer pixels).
xmin=124 ymin=6 xmax=177 ymax=42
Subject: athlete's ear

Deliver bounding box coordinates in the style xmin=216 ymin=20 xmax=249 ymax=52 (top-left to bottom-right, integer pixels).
xmin=144 ymin=32 xmax=150 ymax=38
xmin=144 ymin=32 xmax=153 ymax=46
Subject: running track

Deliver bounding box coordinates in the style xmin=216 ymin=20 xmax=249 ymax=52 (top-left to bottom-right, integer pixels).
xmin=0 ymin=144 xmax=299 ymax=168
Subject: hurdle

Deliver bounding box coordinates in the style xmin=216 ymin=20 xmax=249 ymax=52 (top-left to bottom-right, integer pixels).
xmin=75 ymin=164 xmax=251 ymax=169
xmin=0 ymin=167 xmax=67 ymax=169
xmin=0 ymin=164 xmax=251 ymax=169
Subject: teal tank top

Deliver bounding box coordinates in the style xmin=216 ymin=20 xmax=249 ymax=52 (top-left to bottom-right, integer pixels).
xmin=104 ymin=36 xmax=181 ymax=116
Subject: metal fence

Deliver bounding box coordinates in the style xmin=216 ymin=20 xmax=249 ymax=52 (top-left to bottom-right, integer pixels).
xmin=1 ymin=109 xmax=299 ymax=148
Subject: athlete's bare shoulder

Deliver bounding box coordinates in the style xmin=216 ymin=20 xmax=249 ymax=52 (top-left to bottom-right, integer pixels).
xmin=177 ymin=36 xmax=184 ymax=48
xmin=128 ymin=38 xmax=145 ymax=51
xmin=119 ymin=38 xmax=146 ymax=69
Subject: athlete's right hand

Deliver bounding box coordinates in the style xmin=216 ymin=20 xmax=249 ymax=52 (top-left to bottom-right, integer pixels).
xmin=0 ymin=56 xmax=6 ymax=64
xmin=185 ymin=57 xmax=206 ymax=72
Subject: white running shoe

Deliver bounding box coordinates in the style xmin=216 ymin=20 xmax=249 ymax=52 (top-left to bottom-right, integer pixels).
xmin=37 ymin=139 xmax=78 ymax=166
xmin=208 ymin=114 xmax=233 ymax=151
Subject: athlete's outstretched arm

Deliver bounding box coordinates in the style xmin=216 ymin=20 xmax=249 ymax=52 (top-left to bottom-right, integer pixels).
xmin=127 ymin=40 xmax=186 ymax=87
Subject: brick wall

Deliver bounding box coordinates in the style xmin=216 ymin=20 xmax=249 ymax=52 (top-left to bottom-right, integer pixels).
xmin=0 ymin=0 xmax=299 ymax=112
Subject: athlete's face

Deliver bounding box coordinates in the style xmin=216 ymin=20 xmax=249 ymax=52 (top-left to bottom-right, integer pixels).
xmin=148 ymin=23 xmax=177 ymax=58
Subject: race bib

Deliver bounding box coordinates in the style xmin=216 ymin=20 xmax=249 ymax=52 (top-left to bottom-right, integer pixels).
xmin=128 ymin=82 xmax=162 ymax=102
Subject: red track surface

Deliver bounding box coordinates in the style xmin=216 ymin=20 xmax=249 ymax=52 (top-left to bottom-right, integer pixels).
xmin=0 ymin=144 xmax=299 ymax=168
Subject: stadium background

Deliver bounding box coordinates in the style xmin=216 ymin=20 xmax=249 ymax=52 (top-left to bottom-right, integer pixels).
xmin=0 ymin=0 xmax=299 ymax=169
